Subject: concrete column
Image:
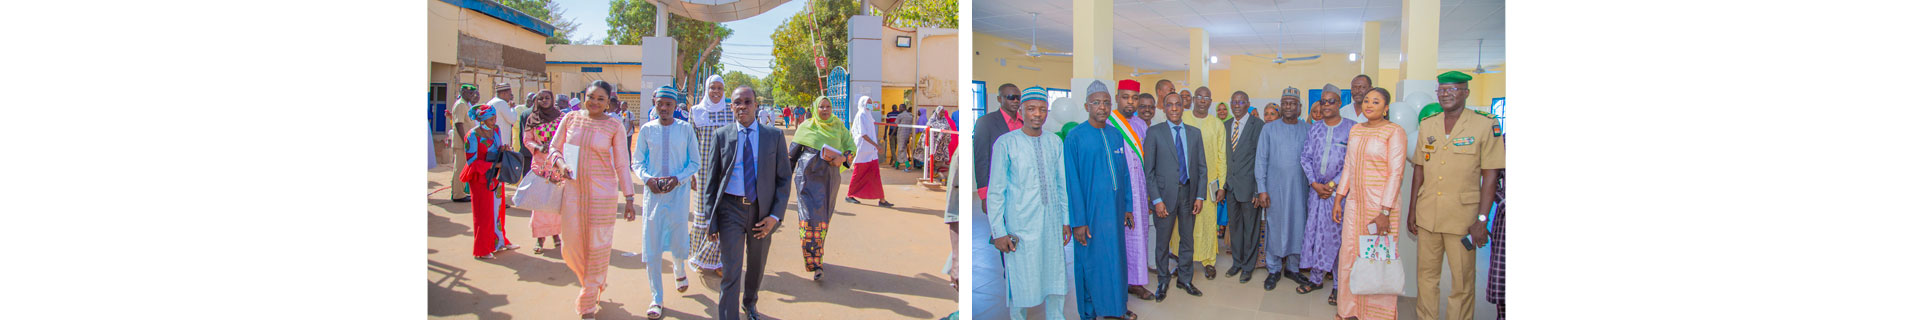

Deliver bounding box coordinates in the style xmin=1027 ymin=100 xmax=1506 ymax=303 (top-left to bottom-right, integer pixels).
xmin=1048 ymin=0 xmax=1115 ymax=135
xmin=640 ymin=36 xmax=676 ymax=100
xmin=848 ymin=15 xmax=883 ymax=119
xmin=1361 ymin=21 xmax=1382 ymax=78
xmin=1187 ymin=28 xmax=1209 ymax=88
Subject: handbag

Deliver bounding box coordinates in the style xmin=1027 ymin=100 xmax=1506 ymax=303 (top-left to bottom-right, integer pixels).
xmin=512 ymin=173 xmax=564 ymax=212
xmin=1348 ymin=234 xmax=1406 ymax=295
xmin=487 ymin=149 xmax=527 ymax=185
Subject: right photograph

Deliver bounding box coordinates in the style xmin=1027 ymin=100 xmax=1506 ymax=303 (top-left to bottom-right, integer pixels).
xmin=966 ymin=1 xmax=1507 ymax=319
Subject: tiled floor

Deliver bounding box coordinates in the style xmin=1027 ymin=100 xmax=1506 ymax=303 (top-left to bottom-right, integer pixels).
xmin=1009 ymin=230 xmax=1499 ymax=320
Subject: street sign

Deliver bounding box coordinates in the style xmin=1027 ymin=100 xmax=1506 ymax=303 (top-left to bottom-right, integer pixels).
xmin=815 ymin=57 xmax=828 ymax=70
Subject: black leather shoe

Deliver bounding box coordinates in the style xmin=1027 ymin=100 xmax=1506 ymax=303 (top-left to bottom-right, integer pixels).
xmin=450 ymin=196 xmax=471 ymax=202
xmin=743 ymin=307 xmax=761 ymax=320
xmin=1204 ymin=265 xmax=1217 ymax=280
xmin=1225 ymin=266 xmax=1241 ymax=278
xmin=1153 ymin=281 xmax=1170 ymax=302
xmin=1263 ymin=272 xmax=1283 ymax=291
xmin=1238 ymin=270 xmax=1254 ymax=283
xmin=1178 ymin=281 xmax=1203 ymax=297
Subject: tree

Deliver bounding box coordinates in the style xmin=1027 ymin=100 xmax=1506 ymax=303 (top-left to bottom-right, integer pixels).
xmin=882 ymin=0 xmax=957 ymax=29
xmin=498 ymin=0 xmax=582 ymax=44
xmin=722 ymin=70 xmax=759 ymax=95
xmin=605 ymin=0 xmax=734 ymax=92
xmin=767 ymin=0 xmax=862 ymax=109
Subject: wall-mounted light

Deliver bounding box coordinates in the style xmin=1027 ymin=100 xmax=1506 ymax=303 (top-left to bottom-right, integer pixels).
xmin=895 ymin=35 xmax=912 ymax=48
xmin=1210 ymin=55 xmax=1218 ymax=64
xmin=1348 ymin=53 xmax=1358 ymax=62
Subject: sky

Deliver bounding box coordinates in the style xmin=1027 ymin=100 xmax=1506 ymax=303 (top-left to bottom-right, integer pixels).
xmin=554 ymin=0 xmax=807 ymax=78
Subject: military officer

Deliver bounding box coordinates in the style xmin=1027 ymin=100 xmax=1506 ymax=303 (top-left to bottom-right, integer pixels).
xmin=1408 ymin=70 xmax=1505 ymax=320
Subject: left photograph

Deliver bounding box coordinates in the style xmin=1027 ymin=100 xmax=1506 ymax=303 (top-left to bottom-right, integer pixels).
xmin=425 ymin=0 xmax=959 ymax=319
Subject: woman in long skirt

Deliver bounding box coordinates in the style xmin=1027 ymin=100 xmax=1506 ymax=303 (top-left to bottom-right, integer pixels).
xmin=790 ymin=96 xmax=854 ymax=281
xmin=461 ymin=104 xmax=517 ymax=259
xmin=1332 ymin=88 xmax=1406 ymax=320
xmin=523 ymin=89 xmax=564 ymax=253
xmin=545 ymin=81 xmax=635 ymax=319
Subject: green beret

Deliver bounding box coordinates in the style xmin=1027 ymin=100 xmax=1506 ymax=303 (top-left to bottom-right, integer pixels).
xmin=1418 ymin=103 xmax=1444 ymax=121
xmin=1438 ymin=71 xmax=1473 ymax=84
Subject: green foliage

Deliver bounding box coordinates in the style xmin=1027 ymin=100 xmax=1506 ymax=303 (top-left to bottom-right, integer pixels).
xmin=767 ymin=0 xmax=861 ymax=108
xmin=882 ymin=0 xmax=957 ymax=28
xmin=497 ymin=0 xmax=581 ymax=44
xmin=604 ymin=0 xmax=735 ymax=91
xmin=722 ymin=70 xmax=759 ymax=95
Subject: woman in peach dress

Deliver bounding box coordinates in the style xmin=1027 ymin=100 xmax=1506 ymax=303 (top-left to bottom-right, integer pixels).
xmin=1332 ymin=87 xmax=1406 ymax=320
xmin=545 ymin=80 xmax=636 ymax=319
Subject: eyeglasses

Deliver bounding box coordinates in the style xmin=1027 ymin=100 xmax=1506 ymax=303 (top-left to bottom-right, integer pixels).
xmin=1003 ymin=95 xmax=1021 ymax=100
xmin=1320 ymin=99 xmax=1340 ymax=105
xmin=1087 ymin=100 xmax=1111 ymax=107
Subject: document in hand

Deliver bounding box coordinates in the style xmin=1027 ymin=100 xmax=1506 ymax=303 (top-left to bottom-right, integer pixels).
xmin=564 ymin=143 xmax=581 ymax=179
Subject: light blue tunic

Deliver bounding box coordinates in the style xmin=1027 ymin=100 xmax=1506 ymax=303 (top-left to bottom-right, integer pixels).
xmin=987 ymin=130 xmax=1069 ymax=308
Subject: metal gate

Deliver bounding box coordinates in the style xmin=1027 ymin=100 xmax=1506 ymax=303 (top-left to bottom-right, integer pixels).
xmin=826 ymin=66 xmax=850 ymax=129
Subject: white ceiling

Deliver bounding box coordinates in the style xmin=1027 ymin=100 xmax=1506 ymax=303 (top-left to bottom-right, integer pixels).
xmin=973 ymin=0 xmax=1504 ymax=71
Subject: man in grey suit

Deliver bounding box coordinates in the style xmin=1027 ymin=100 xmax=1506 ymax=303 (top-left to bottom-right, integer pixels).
xmin=1142 ymin=90 xmax=1207 ymax=301
xmin=1220 ymin=90 xmax=1268 ymax=283
xmin=700 ymin=86 xmax=794 ymax=320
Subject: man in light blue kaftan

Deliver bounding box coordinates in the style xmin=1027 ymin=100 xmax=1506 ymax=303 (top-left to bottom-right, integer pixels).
xmin=1064 ymin=82 xmax=1133 ymax=320
xmin=988 ymin=86 xmax=1070 ymax=320
xmin=632 ymin=85 xmax=702 ymax=309
xmin=1254 ymin=89 xmax=1312 ymax=291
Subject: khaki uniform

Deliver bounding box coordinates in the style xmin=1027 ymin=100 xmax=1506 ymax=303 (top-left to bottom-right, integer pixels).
xmin=1411 ymin=110 xmax=1504 ymax=320
xmin=447 ymin=99 xmax=473 ymax=199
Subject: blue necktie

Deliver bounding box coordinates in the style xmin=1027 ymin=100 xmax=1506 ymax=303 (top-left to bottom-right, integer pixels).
xmin=741 ymin=126 xmax=756 ymax=198
xmin=1173 ymin=125 xmax=1188 ymax=184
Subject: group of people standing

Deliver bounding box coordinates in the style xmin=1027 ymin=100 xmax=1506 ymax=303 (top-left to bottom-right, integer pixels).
xmin=443 ymin=73 xmax=928 ymax=320
xmin=973 ymin=70 xmax=1505 ymax=320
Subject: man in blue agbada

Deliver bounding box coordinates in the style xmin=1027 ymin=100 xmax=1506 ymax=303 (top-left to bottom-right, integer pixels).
xmin=1064 ymin=81 xmax=1137 ymax=320
xmin=988 ymin=86 xmax=1071 ymax=320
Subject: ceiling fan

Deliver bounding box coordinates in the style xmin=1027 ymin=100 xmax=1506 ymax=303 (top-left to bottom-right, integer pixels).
xmin=998 ymin=12 xmax=1072 ymax=58
xmin=1244 ymin=23 xmax=1319 ymax=64
xmin=1127 ymin=47 xmax=1160 ymax=77
xmin=1473 ymin=39 xmax=1503 ymax=74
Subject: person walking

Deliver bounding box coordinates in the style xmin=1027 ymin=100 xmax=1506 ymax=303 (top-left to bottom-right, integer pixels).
xmin=545 ymin=80 xmax=636 ymax=320
xmin=790 ymin=96 xmax=853 ymax=282
xmin=632 ymin=85 xmax=700 ymax=319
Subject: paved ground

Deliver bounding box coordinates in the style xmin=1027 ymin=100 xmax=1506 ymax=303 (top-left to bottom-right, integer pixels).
xmin=428 ymin=127 xmax=958 ymax=320
xmin=1020 ymin=229 xmax=1499 ymax=320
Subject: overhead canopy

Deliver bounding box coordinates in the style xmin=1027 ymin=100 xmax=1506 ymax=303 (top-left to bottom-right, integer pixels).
xmin=654 ymin=0 xmax=902 ymax=22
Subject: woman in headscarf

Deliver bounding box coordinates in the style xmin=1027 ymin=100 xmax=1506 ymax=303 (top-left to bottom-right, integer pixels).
xmin=844 ymin=96 xmax=895 ymax=207
xmin=545 ymin=80 xmax=636 ymax=319
xmin=460 ymin=104 xmax=517 ymax=259
xmin=685 ymin=74 xmax=731 ymax=275
xmin=523 ymin=89 xmax=564 ymax=253
xmin=789 ymin=96 xmax=854 ymax=282
xmin=925 ymin=107 xmax=953 ymax=183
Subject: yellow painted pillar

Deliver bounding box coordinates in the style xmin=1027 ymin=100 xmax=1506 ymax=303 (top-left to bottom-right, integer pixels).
xmin=1361 ymin=21 xmax=1382 ymax=78
xmin=1046 ymin=0 xmax=1116 ymax=135
xmin=1402 ymin=0 xmax=1440 ymax=84
xmin=1188 ymin=28 xmax=1209 ymax=88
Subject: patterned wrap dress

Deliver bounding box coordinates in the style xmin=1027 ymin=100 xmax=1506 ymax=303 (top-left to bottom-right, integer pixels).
xmin=547 ymin=111 xmax=634 ymax=315
xmin=523 ymin=117 xmax=562 ymax=239
xmin=688 ymin=105 xmax=734 ymax=270
xmin=1334 ymin=122 xmax=1406 ymax=320
xmin=461 ymin=127 xmax=511 ymax=257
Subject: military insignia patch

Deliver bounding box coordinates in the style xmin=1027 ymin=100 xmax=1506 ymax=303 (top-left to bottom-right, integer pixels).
xmin=1451 ymin=136 xmax=1475 ymax=146
xmin=1426 ymin=136 xmax=1437 ymax=144
xmin=1492 ymin=124 xmax=1503 ymax=137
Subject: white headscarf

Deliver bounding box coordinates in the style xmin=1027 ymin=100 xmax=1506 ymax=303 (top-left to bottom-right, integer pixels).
xmin=690 ymin=74 xmax=729 ymax=127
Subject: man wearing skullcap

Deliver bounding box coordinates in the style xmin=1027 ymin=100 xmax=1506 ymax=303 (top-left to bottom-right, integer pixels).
xmin=988 ymin=86 xmax=1070 ymax=320
xmin=632 ymin=85 xmax=700 ymax=318
xmin=1114 ymin=79 xmax=1157 ymax=300
xmin=446 ymin=84 xmax=480 ymax=202
xmin=1299 ymin=83 xmax=1354 ymax=302
xmin=970 ymin=83 xmax=1022 ymax=319
xmin=1255 ymin=87 xmax=1312 ymax=290
xmin=1221 ymin=89 xmax=1266 ymax=284
xmin=1063 ymin=81 xmax=1136 ymax=320
xmin=1410 ymin=70 xmax=1504 ymax=320
xmin=1144 ymin=85 xmax=1207 ymax=300
xmin=486 ymin=82 xmax=517 ymax=149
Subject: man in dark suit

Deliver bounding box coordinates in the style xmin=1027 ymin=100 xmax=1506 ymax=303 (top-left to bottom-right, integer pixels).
xmin=700 ymin=85 xmax=793 ymax=320
xmin=1142 ymin=90 xmax=1207 ymax=301
xmin=1220 ymin=90 xmax=1268 ymax=283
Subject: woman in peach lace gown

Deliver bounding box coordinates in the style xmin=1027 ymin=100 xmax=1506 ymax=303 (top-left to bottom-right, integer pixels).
xmin=544 ymin=81 xmax=635 ymax=319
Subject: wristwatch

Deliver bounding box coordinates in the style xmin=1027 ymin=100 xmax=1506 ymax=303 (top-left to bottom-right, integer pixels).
xmin=1477 ymin=214 xmax=1488 ymax=222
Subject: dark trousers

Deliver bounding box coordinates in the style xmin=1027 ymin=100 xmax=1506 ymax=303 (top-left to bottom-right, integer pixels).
xmin=1153 ymin=195 xmax=1196 ymax=285
xmin=716 ymin=194 xmax=772 ymax=320
xmin=1227 ymin=192 xmax=1262 ymax=272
